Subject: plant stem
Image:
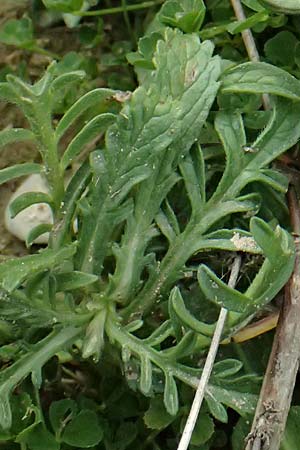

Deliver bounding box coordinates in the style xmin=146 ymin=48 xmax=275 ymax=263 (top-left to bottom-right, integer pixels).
xmin=108 ymin=152 xmax=174 ymax=303
xmin=245 ymin=187 xmax=300 ymax=450
xmin=121 ymin=197 xmax=251 ymax=319
xmin=230 ymin=0 xmax=271 ymax=110
xmin=120 ymin=230 xmax=193 ymax=319
xmin=51 ymin=160 xmax=91 ymax=248
xmin=121 ymin=0 xmax=137 ymax=46
xmin=230 ymin=0 xmax=261 ymax=62
xmin=177 ymin=256 xmax=241 ymax=450
xmin=72 ymin=0 xmax=164 ymax=16
xmin=30 ymin=45 xmax=60 ymax=60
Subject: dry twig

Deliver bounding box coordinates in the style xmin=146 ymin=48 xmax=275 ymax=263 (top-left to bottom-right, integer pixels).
xmin=229 ymin=0 xmax=271 ymax=110
xmin=227 ymin=3 xmax=300 ymax=446
xmin=245 ymin=188 xmax=300 ymax=450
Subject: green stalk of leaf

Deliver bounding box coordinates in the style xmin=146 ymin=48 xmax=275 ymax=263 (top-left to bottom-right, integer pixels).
xmin=122 ymin=93 xmax=300 ymax=320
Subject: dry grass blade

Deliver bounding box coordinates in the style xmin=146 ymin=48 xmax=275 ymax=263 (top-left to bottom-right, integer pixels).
xmin=245 ymin=187 xmax=300 ymax=450
xmin=177 ymin=255 xmax=242 ymax=450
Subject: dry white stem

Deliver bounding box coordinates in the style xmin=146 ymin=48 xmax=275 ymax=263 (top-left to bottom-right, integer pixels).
xmin=177 ymin=256 xmax=242 ymax=450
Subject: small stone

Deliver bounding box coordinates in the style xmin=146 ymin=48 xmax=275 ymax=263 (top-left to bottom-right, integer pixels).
xmin=4 ymin=174 xmax=52 ymax=244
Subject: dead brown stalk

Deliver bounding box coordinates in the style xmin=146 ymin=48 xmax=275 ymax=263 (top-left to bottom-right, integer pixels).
xmin=245 ymin=188 xmax=300 ymax=450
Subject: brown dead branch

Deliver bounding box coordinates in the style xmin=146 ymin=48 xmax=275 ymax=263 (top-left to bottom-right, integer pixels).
xmin=245 ymin=187 xmax=300 ymax=450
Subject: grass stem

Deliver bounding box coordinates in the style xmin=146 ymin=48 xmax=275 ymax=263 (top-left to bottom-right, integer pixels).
xmin=72 ymin=0 xmax=164 ymax=17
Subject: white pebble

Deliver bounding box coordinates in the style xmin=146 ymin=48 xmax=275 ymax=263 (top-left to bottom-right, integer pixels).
xmin=5 ymin=174 xmax=53 ymax=244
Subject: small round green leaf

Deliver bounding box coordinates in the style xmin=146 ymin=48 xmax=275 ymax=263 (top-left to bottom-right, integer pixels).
xmin=144 ymin=397 xmax=174 ymax=430
xmin=190 ymin=413 xmax=214 ymax=446
xmin=265 ymin=31 xmax=298 ymax=67
xmin=20 ymin=424 xmax=59 ymax=450
xmin=0 ymin=17 xmax=34 ymax=47
xmin=62 ymin=410 xmax=103 ymax=447
xmin=49 ymin=399 xmax=78 ymax=433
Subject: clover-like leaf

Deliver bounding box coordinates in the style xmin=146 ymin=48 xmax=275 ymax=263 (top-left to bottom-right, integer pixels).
xmin=49 ymin=399 xmax=78 ymax=434
xmin=62 ymin=410 xmax=103 ymax=447
xmin=159 ymin=0 xmax=206 ymax=33
xmin=0 ymin=17 xmax=35 ymax=48
xmin=190 ymin=412 xmax=214 ymax=446
xmin=144 ymin=397 xmax=174 ymax=430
